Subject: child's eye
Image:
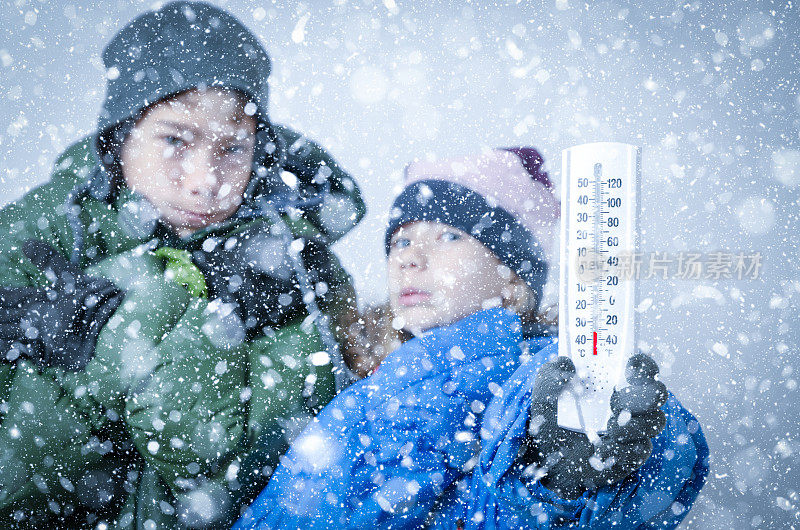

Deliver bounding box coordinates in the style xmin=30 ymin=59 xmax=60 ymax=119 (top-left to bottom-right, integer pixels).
xmin=222 ymin=144 xmax=245 ymax=155
xmin=391 ymin=237 xmax=411 ymax=249
xmin=440 ymin=231 xmax=462 ymax=242
xmin=164 ymin=135 xmax=185 ymax=147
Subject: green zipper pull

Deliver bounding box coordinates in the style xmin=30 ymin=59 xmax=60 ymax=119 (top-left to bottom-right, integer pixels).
xmin=154 ymin=247 xmax=208 ymax=299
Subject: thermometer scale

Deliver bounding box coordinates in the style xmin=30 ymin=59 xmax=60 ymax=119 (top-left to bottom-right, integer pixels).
xmin=557 ymin=142 xmax=641 ymax=434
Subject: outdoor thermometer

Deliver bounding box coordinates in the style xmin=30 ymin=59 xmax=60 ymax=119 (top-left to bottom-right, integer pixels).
xmin=557 ymin=142 xmax=641 ymax=434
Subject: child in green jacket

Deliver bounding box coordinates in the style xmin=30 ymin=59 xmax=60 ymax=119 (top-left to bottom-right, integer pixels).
xmin=0 ymin=2 xmax=364 ymax=527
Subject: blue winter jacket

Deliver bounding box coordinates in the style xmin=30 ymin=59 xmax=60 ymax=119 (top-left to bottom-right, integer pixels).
xmin=428 ymin=341 xmax=710 ymax=529
xmin=233 ymin=308 xmax=554 ymax=529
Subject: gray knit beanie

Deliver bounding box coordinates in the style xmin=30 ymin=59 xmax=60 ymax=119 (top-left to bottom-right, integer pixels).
xmin=91 ymin=1 xmax=280 ymax=202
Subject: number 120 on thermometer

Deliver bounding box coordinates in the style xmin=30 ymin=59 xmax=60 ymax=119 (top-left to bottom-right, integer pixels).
xmin=558 ymin=143 xmax=641 ymax=434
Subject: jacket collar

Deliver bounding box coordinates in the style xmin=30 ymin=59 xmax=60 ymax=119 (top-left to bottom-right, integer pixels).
xmin=111 ymin=187 xmax=260 ymax=251
xmin=378 ymin=308 xmax=525 ymax=381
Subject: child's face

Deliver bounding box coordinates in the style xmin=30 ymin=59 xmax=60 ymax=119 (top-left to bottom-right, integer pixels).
xmin=387 ymin=221 xmax=516 ymax=333
xmin=120 ymin=88 xmax=257 ymax=237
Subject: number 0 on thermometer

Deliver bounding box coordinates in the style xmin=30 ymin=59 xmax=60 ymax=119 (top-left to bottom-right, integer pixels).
xmin=558 ymin=142 xmax=641 ymax=434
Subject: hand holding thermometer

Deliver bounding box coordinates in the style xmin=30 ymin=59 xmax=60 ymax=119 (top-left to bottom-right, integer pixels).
xmin=557 ymin=142 xmax=641 ymax=435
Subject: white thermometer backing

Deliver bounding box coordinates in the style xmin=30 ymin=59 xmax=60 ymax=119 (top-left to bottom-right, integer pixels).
xmin=557 ymin=142 xmax=641 ymax=434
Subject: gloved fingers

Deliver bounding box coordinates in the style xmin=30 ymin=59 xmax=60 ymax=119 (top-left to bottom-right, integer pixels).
xmin=528 ymin=423 xmax=595 ymax=479
xmin=541 ymin=475 xmax=587 ymax=501
xmin=594 ymin=438 xmax=653 ymax=487
xmin=0 ymin=306 xmax=34 ymax=324
xmin=625 ymin=353 xmax=660 ymax=384
xmin=0 ymin=286 xmax=29 ymax=307
xmin=610 ymin=379 xmax=667 ymax=415
xmin=529 ymin=359 xmax=576 ymax=430
xmin=538 ymin=432 xmax=600 ymax=500
xmin=0 ymin=341 xmax=29 ymax=363
xmin=83 ymin=282 xmax=123 ymax=310
xmin=55 ymin=338 xmax=94 ymax=372
xmin=80 ymin=284 xmax=122 ymax=330
xmin=84 ymin=276 xmax=122 ymax=295
xmin=0 ymin=286 xmax=48 ymax=308
xmin=98 ymin=282 xmax=123 ymax=300
xmin=539 ymin=444 xmax=593 ymax=481
xmin=0 ymin=322 xmax=24 ymax=339
xmin=531 ymin=357 xmax=576 ymax=406
xmin=527 ymin=408 xmax=555 ymax=437
xmin=605 ymin=409 xmax=667 ymax=443
xmin=22 ymin=239 xmax=79 ymax=285
xmin=83 ymin=290 xmax=125 ymax=337
xmin=527 ymin=415 xmax=571 ymax=444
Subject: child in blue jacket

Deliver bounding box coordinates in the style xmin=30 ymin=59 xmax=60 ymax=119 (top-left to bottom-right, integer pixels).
xmin=429 ymin=345 xmax=709 ymax=529
xmin=234 ymin=148 xmax=708 ymax=529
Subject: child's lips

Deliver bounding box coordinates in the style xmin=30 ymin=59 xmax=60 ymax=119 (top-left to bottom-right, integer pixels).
xmin=173 ymin=207 xmax=216 ymax=225
xmin=398 ymin=288 xmax=431 ymax=306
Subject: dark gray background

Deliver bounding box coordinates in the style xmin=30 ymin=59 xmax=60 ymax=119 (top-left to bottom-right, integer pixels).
xmin=1 ymin=0 xmax=798 ymax=527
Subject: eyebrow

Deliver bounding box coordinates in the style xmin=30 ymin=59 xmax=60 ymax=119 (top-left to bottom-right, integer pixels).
xmin=154 ymin=121 xmax=254 ymax=141
xmin=154 ymin=120 xmax=201 ymax=137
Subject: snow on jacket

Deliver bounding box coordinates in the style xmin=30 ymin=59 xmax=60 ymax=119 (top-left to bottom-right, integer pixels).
xmin=0 ymin=131 xmax=364 ymax=529
xmin=233 ymin=308 xmax=556 ymax=529
xmin=428 ymin=341 xmax=710 ymax=529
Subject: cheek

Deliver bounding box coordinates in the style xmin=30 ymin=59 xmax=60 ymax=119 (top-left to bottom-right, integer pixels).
xmin=454 ymin=262 xmax=508 ymax=304
xmin=218 ymin=148 xmax=255 ymax=174
xmin=386 ymin=261 xmax=403 ymax=294
xmin=221 ymin=166 xmax=252 ymax=192
xmin=123 ymin=160 xmax=157 ymax=192
xmin=216 ymin=183 xmax=246 ymax=209
xmin=430 ymin=268 xmax=458 ymax=289
xmin=231 ymin=172 xmax=253 ymax=195
xmin=125 ymin=149 xmax=172 ymax=184
xmin=460 ymin=259 xmax=485 ymax=280
xmin=453 ymin=259 xmax=491 ymax=290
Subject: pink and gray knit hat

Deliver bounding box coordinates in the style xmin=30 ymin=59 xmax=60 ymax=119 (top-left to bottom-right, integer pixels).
xmin=385 ymin=147 xmax=560 ymax=309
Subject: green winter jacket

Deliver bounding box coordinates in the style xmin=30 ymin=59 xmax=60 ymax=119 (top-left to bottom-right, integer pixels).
xmin=0 ymin=127 xmax=364 ymax=528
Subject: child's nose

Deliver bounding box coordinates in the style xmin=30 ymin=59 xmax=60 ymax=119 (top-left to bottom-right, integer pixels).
xmin=400 ymin=246 xmax=426 ymax=270
xmin=181 ymin=148 xmax=219 ymax=199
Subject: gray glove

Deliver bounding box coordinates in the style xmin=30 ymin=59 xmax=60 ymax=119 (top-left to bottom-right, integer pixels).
xmin=0 ymin=240 xmax=124 ymax=371
xmin=522 ymin=354 xmax=667 ymax=500
xmin=192 ymin=224 xmax=339 ymax=338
